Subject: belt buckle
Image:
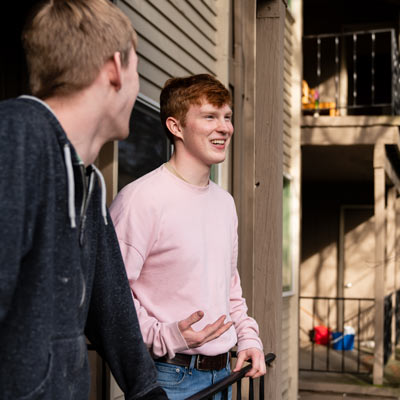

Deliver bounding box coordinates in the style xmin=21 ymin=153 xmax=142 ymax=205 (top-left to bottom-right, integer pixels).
xmin=195 ymin=355 xmax=206 ymax=371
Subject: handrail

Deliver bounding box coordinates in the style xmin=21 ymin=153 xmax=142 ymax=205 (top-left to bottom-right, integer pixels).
xmin=185 ymin=352 xmax=276 ymax=400
xmin=303 ymin=28 xmax=395 ymax=40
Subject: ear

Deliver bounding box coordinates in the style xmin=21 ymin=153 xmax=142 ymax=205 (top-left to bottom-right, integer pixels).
xmin=107 ymin=51 xmax=123 ymax=91
xmin=166 ymin=116 xmax=184 ymax=141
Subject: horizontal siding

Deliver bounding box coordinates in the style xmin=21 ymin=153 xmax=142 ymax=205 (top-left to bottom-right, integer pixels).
xmin=119 ymin=0 xmax=218 ymax=102
xmin=201 ymin=0 xmax=218 ymax=15
xmin=170 ymin=0 xmax=217 ymax=44
xmin=148 ymin=0 xmax=216 ymax=57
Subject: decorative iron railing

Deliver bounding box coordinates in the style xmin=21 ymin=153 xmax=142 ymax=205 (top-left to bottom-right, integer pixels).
xmin=302 ymin=29 xmax=400 ymax=116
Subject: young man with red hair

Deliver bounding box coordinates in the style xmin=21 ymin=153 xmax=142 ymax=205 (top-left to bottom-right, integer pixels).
xmin=111 ymin=74 xmax=266 ymax=399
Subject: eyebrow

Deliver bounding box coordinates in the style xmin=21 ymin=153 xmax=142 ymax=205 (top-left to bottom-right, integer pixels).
xmin=200 ymin=109 xmax=232 ymax=116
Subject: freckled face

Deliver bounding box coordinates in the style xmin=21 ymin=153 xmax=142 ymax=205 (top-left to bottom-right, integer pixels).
xmin=178 ymin=102 xmax=233 ymax=167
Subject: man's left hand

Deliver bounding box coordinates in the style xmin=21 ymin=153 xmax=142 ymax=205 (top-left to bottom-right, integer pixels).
xmin=233 ymin=348 xmax=266 ymax=378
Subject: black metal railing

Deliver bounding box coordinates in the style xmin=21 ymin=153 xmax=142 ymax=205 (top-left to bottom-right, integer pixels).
xmin=88 ymin=346 xmax=276 ymax=400
xmin=186 ymin=352 xmax=276 ymax=400
xmin=302 ymin=28 xmax=400 ymax=115
xmin=299 ymin=296 xmax=375 ymax=374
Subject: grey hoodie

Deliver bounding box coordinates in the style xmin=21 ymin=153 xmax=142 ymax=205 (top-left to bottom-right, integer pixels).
xmin=0 ymin=97 xmax=166 ymax=400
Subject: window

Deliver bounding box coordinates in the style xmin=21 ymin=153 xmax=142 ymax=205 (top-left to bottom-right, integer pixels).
xmin=118 ymin=96 xmax=171 ymax=190
xmin=283 ymin=175 xmax=293 ymax=294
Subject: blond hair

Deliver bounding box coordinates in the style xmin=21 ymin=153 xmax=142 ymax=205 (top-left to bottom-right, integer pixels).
xmin=22 ymin=0 xmax=137 ymax=99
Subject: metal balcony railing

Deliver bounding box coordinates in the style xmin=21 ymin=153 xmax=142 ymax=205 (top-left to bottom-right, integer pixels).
xmin=299 ymin=296 xmax=375 ymax=374
xmin=302 ymin=29 xmax=400 ymax=116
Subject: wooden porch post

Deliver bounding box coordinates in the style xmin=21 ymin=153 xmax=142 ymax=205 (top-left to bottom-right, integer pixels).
xmin=373 ymin=143 xmax=385 ymax=385
xmin=387 ymin=187 xmax=396 ymax=354
xmin=232 ymin=0 xmax=257 ymax=312
xmin=255 ymin=0 xmax=285 ymax=398
xmin=396 ymin=197 xmax=400 ymax=350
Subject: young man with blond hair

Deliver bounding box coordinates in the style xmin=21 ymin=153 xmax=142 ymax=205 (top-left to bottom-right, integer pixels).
xmin=110 ymin=74 xmax=266 ymax=400
xmin=0 ymin=1 xmax=166 ymax=399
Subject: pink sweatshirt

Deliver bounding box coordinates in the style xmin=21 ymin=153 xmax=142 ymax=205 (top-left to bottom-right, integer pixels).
xmin=110 ymin=165 xmax=263 ymax=358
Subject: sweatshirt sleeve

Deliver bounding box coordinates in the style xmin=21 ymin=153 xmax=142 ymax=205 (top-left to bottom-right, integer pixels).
xmin=229 ymin=202 xmax=264 ymax=353
xmin=85 ymin=213 xmax=167 ymax=400
xmin=0 ymin=106 xmax=42 ymax=323
xmin=110 ymin=188 xmax=188 ymax=359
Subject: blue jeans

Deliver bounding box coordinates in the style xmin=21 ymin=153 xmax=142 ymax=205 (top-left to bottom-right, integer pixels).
xmin=155 ymin=355 xmax=232 ymax=400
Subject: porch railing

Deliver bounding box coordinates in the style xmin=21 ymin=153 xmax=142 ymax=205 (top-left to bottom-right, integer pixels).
xmin=87 ymin=347 xmax=276 ymax=400
xmin=299 ymin=296 xmax=375 ymax=374
xmin=186 ymin=352 xmax=276 ymax=400
xmin=302 ymin=28 xmax=400 ymax=115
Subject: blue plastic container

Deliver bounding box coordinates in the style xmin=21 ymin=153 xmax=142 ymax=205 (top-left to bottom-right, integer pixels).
xmin=331 ymin=331 xmax=354 ymax=350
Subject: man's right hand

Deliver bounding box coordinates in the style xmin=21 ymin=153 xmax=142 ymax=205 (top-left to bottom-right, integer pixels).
xmin=178 ymin=311 xmax=233 ymax=348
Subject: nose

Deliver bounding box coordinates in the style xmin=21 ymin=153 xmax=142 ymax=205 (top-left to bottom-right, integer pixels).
xmin=217 ymin=117 xmax=233 ymax=135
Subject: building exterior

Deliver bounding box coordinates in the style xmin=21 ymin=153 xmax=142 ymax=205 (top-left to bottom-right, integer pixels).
xmin=300 ymin=0 xmax=400 ymax=389
xmin=0 ymin=0 xmax=304 ymax=399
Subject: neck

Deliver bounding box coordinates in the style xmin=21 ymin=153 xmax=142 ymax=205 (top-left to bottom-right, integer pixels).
xmin=45 ymin=89 xmax=110 ymax=166
xmin=169 ymin=151 xmax=210 ymax=187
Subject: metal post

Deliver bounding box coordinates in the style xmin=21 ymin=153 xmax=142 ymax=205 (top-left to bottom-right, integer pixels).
xmin=341 ymin=298 xmax=345 ymax=372
xmin=237 ymin=379 xmax=241 ymax=400
xmin=353 ymin=34 xmax=357 ymax=106
xmin=335 ymin=36 xmax=340 ymax=114
xmin=249 ymin=378 xmax=254 ymax=400
xmin=391 ymin=30 xmax=396 ymax=114
xmin=326 ymin=299 xmax=330 ymax=371
xmin=371 ymin=33 xmax=375 ymax=105
xmin=311 ymin=299 xmax=316 ymax=370
xmin=259 ymin=375 xmax=265 ymax=400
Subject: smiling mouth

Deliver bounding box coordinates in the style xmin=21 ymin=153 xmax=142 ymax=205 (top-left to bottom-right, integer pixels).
xmin=211 ymin=139 xmax=226 ymax=145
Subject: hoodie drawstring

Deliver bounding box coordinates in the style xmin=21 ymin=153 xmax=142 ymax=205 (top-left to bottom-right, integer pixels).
xmin=63 ymin=144 xmax=77 ymax=228
xmin=63 ymin=144 xmax=108 ymax=229
xmin=91 ymin=164 xmax=108 ymax=226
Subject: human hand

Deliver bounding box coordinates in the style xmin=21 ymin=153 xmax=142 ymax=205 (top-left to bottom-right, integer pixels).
xmin=178 ymin=311 xmax=233 ymax=348
xmin=233 ymin=348 xmax=266 ymax=378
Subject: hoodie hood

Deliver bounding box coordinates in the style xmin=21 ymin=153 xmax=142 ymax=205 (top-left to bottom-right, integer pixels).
xmin=19 ymin=95 xmax=108 ymax=229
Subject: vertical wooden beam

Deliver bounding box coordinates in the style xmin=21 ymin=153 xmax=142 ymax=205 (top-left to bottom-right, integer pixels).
xmin=396 ymin=197 xmax=400 ymax=350
xmin=373 ymin=143 xmax=385 ymax=385
xmin=232 ymin=0 xmax=257 ymax=313
xmin=255 ymin=0 xmax=285 ymax=398
xmin=215 ymin=0 xmax=232 ymax=192
xmin=387 ymin=186 xmax=396 ymax=353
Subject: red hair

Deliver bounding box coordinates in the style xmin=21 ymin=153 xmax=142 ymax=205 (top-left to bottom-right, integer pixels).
xmin=160 ymin=74 xmax=232 ymax=142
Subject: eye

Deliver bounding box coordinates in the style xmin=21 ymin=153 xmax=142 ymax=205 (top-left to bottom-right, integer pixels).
xmin=225 ymin=115 xmax=232 ymax=122
xmin=205 ymin=115 xmax=215 ymax=120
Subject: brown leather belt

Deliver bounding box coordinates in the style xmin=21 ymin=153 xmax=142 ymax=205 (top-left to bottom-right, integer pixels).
xmin=155 ymin=352 xmax=229 ymax=371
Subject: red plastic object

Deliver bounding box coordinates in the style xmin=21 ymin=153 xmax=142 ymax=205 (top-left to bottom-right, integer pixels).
xmin=312 ymin=325 xmax=330 ymax=345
